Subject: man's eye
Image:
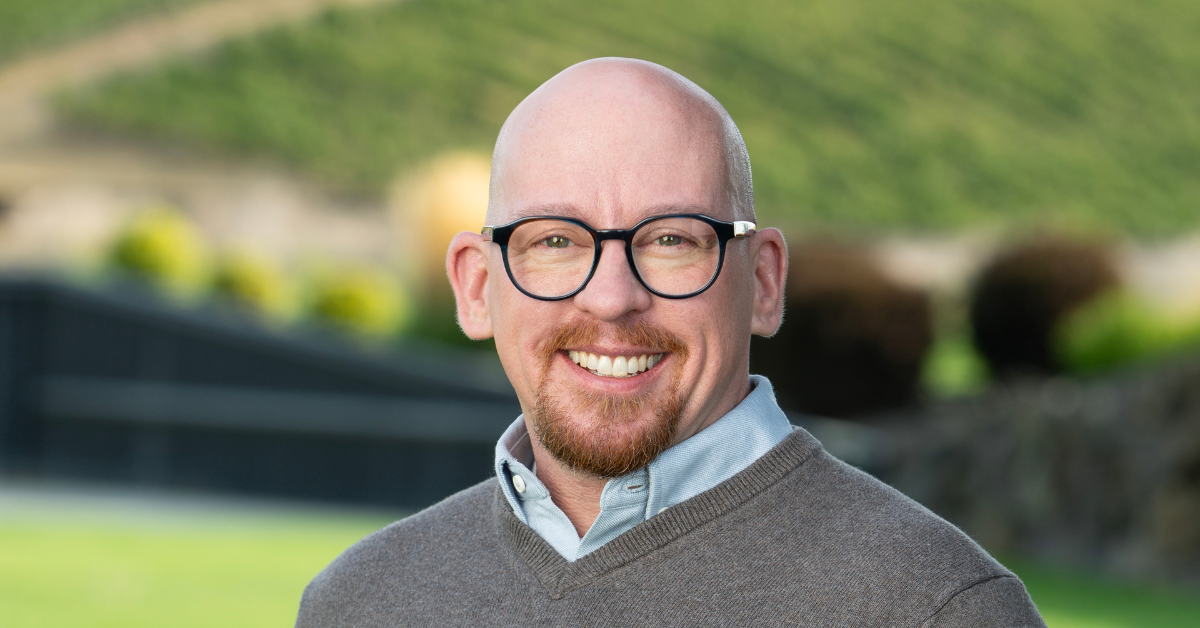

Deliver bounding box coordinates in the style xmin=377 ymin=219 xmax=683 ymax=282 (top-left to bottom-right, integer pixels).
xmin=543 ymin=236 xmax=571 ymax=248
xmin=656 ymin=235 xmax=683 ymax=246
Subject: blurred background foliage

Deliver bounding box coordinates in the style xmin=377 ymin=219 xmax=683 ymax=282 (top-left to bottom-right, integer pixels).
xmin=108 ymin=207 xmax=411 ymax=338
xmin=66 ymin=0 xmax=1200 ymax=402
xmin=49 ymin=0 xmax=1200 ymax=408
xmin=58 ymin=0 xmax=1200 ymax=236
xmin=1056 ymin=290 xmax=1200 ymax=377
xmin=210 ymin=249 xmax=298 ymax=321
xmin=0 ymin=0 xmax=198 ymax=64
xmin=307 ymin=262 xmax=411 ymax=337
xmin=110 ymin=205 xmax=212 ymax=297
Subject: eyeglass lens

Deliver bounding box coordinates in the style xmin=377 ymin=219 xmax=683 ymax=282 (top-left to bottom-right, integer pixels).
xmin=505 ymin=217 xmax=721 ymax=298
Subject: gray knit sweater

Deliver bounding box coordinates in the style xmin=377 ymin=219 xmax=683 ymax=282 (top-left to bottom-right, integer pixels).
xmin=297 ymin=429 xmax=1046 ymax=627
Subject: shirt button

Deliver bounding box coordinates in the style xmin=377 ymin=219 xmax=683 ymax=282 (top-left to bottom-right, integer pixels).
xmin=512 ymin=475 xmax=527 ymax=494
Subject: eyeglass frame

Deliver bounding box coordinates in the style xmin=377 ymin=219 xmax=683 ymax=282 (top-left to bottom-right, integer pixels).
xmin=480 ymin=213 xmax=757 ymax=301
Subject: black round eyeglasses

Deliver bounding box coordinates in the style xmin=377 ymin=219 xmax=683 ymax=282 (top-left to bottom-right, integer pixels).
xmin=480 ymin=213 xmax=756 ymax=301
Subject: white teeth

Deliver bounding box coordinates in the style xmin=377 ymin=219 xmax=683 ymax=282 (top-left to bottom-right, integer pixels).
xmin=568 ymin=351 xmax=666 ymax=378
xmin=613 ymin=356 xmax=628 ymax=377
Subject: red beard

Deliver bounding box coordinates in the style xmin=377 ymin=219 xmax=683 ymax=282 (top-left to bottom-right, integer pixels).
xmin=530 ymin=319 xmax=688 ymax=478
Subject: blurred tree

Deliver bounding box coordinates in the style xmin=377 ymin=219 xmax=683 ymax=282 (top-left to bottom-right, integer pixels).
xmin=970 ymin=237 xmax=1118 ymax=377
xmin=751 ymin=242 xmax=933 ymax=418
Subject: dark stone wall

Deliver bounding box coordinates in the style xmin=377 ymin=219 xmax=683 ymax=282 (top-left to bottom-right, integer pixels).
xmin=862 ymin=356 xmax=1200 ymax=584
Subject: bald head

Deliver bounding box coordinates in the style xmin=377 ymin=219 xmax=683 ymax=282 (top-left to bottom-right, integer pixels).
xmin=487 ymin=58 xmax=753 ymax=224
xmin=448 ymin=60 xmax=789 ymax=483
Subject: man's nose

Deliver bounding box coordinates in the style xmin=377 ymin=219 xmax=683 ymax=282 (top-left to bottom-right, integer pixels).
xmin=572 ymin=240 xmax=652 ymax=320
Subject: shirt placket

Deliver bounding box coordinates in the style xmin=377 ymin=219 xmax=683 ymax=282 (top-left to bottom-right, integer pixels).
xmin=576 ymin=468 xmax=651 ymax=557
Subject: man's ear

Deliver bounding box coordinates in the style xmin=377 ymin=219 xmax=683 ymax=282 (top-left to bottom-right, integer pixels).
xmin=749 ymin=228 xmax=788 ymax=337
xmin=446 ymin=232 xmax=494 ymax=340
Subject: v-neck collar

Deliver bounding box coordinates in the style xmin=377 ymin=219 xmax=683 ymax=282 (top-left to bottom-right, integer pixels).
xmin=494 ymin=375 xmax=794 ymax=560
xmin=493 ymin=428 xmax=822 ymax=599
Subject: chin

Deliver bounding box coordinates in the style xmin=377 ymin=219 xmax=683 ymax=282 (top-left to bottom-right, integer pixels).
xmin=530 ymin=381 xmax=684 ymax=478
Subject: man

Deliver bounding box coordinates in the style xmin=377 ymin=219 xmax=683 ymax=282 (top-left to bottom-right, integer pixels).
xmin=296 ymin=58 xmax=1046 ymax=627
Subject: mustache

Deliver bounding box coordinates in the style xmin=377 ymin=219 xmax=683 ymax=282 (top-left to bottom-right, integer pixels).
xmin=538 ymin=319 xmax=689 ymax=367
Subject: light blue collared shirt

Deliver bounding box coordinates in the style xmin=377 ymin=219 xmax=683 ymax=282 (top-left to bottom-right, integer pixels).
xmin=494 ymin=374 xmax=793 ymax=561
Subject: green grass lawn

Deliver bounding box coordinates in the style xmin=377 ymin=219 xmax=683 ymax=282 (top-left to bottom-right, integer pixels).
xmin=1006 ymin=559 xmax=1200 ymax=628
xmin=60 ymin=0 xmax=1200 ymax=236
xmin=0 ymin=0 xmax=198 ymax=65
xmin=0 ymin=492 xmax=396 ymax=628
xmin=1 ymin=488 xmax=1198 ymax=627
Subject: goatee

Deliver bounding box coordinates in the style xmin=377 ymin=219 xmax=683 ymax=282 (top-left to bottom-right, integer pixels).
xmin=530 ymin=320 xmax=688 ymax=479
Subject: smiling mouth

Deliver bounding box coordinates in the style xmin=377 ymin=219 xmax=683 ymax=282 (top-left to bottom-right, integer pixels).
xmin=567 ymin=350 xmax=665 ymax=378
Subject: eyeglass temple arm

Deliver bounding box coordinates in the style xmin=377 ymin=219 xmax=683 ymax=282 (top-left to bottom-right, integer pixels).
xmin=480 ymin=226 xmax=494 ymax=241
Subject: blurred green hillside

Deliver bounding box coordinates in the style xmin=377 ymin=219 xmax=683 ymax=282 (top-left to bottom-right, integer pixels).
xmin=0 ymin=0 xmax=196 ymax=63
xmin=60 ymin=0 xmax=1200 ymax=235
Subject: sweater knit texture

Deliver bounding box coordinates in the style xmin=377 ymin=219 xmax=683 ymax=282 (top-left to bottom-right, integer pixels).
xmin=296 ymin=428 xmax=1046 ymax=627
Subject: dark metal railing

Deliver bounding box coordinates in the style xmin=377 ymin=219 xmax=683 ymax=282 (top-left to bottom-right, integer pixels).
xmin=0 ymin=278 xmax=521 ymax=508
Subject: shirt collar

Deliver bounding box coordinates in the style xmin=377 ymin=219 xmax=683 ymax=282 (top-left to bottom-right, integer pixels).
xmin=495 ymin=413 xmax=536 ymax=524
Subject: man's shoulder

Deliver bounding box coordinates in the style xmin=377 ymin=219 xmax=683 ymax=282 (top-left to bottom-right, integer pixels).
xmin=745 ymin=444 xmax=1023 ymax=621
xmin=793 ymin=447 xmax=1007 ymax=570
xmin=737 ymin=430 xmax=1003 ymax=569
xmin=296 ymin=479 xmax=505 ymax=627
xmin=652 ymin=434 xmax=1045 ymax=625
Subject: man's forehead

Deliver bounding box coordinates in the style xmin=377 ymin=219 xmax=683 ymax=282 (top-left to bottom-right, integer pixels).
xmin=492 ymin=155 xmax=732 ymax=226
xmin=491 ymin=113 xmax=730 ymax=226
xmin=488 ymin=59 xmax=733 ymax=226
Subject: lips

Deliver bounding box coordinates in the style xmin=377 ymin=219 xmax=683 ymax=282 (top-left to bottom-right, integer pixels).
xmin=567 ymin=350 xmax=665 ymax=378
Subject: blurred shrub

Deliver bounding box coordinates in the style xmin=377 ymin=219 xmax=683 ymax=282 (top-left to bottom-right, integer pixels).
xmin=969 ymin=237 xmax=1119 ymax=378
xmin=1055 ymin=290 xmax=1200 ymax=376
xmin=211 ymin=251 xmax=294 ymax=321
xmin=389 ymin=151 xmax=490 ymax=280
xmin=308 ymin=264 xmax=411 ymax=337
xmin=922 ymin=334 xmax=991 ymax=397
xmin=110 ymin=206 xmax=209 ymax=295
xmin=751 ymin=243 xmax=933 ymax=418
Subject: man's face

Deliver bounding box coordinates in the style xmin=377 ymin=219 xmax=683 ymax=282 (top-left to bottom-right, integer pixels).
xmin=448 ymin=66 xmax=782 ymax=479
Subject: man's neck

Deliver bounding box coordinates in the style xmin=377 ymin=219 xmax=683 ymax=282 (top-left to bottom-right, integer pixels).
xmin=529 ymin=445 xmax=607 ymax=537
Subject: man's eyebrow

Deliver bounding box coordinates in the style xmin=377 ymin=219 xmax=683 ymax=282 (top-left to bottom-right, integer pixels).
xmin=502 ymin=203 xmax=716 ymax=225
xmin=635 ymin=204 xmax=713 ymax=221
xmin=504 ymin=203 xmax=582 ymax=222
